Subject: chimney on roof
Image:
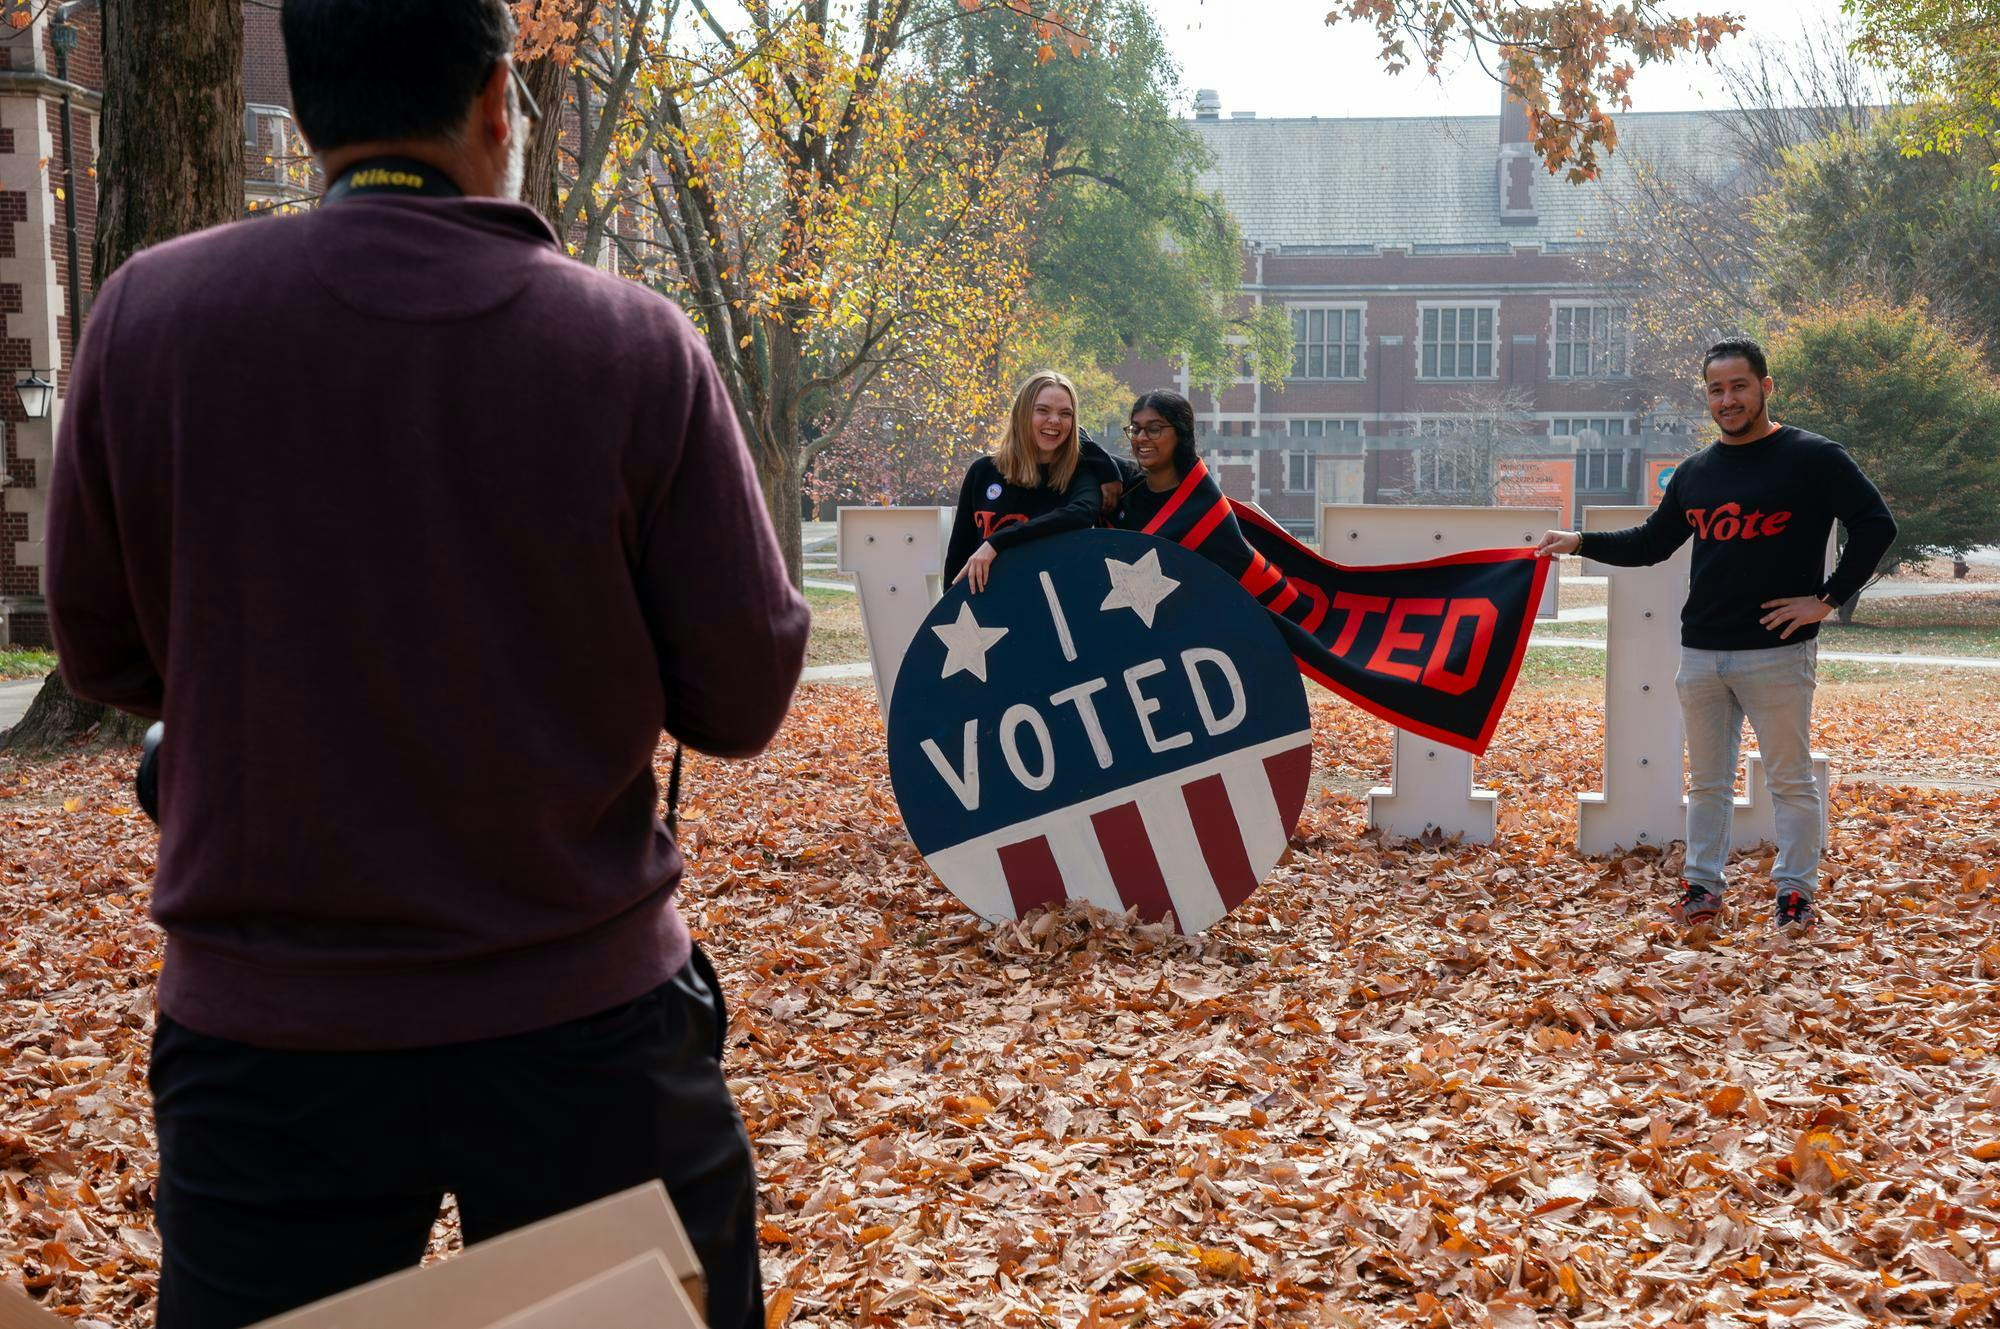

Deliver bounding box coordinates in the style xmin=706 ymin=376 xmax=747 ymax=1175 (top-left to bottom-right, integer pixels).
xmin=1195 ymin=89 xmax=1221 ymax=120
xmin=1497 ymin=88 xmax=1538 ymax=225
xmin=1232 ymin=110 xmax=1257 ymax=120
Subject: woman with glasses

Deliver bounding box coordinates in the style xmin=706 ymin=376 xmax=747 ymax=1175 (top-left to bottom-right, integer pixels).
xmin=1113 ymin=390 xmax=1200 ymax=531
xmin=1111 ymin=390 xmax=1319 ymax=635
xmin=944 ymin=371 xmax=1107 ymax=593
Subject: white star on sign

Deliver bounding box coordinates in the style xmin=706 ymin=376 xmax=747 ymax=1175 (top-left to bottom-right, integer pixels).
xmin=933 ymin=602 xmax=1009 ymax=683
xmin=1099 ymin=548 xmax=1181 ymax=628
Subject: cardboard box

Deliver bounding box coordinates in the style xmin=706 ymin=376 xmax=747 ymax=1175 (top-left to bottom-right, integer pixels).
xmin=481 ymin=1251 xmax=701 ymax=1329
xmin=0 ymin=1284 xmax=64 ymax=1329
xmin=256 ymin=1181 xmax=705 ymax=1328
xmin=0 ymin=1181 xmax=706 ymax=1328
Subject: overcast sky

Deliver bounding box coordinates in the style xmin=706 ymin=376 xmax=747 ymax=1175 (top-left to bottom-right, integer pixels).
xmin=1147 ymin=0 xmax=1858 ymax=120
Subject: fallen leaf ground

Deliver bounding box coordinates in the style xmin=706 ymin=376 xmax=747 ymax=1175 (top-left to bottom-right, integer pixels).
xmin=4 ymin=677 xmax=1998 ymax=1328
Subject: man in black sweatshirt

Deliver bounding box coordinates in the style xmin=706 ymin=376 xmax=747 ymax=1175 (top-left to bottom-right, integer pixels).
xmin=1536 ymin=337 xmax=1896 ymax=934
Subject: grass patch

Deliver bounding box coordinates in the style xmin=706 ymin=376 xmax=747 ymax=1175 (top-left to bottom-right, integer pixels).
xmin=1531 ymin=595 xmax=2000 ymax=660
xmin=1817 ymin=621 xmax=2000 ymax=659
xmin=1516 ymin=644 xmax=1605 ymax=686
xmin=1841 ymin=589 xmax=2000 ymax=626
xmin=1556 ymin=575 xmax=1607 ymax=610
xmin=805 ymin=586 xmax=868 ymax=668
xmin=0 ymin=648 xmax=56 ymax=680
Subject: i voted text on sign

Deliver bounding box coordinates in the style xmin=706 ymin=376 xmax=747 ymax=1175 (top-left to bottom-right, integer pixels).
xmin=887 ymin=530 xmax=1313 ymax=934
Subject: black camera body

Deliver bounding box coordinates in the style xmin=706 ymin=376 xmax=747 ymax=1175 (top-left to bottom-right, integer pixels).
xmin=138 ymin=722 xmax=163 ymax=824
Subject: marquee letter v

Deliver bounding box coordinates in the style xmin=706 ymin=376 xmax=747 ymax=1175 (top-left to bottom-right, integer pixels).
xmin=922 ymin=720 xmax=980 ymax=812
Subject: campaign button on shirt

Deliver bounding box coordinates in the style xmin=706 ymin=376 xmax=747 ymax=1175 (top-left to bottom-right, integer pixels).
xmin=986 ymin=482 xmax=1004 ymax=501
xmin=887 ymin=529 xmax=1313 ymax=933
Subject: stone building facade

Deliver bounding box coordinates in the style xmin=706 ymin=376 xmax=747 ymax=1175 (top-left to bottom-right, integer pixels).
xmin=0 ymin=6 xmax=307 ymax=646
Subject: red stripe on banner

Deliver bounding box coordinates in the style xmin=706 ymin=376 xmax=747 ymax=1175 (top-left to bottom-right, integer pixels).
xmin=1264 ymin=743 xmax=1313 ymax=833
xmin=997 ymin=836 xmax=1066 ymax=918
xmin=1089 ymin=802 xmax=1176 ymax=924
xmin=1182 ymin=498 xmax=1231 ymax=552
xmin=1266 ymin=581 xmax=1300 ymax=615
xmin=1296 ymin=582 xmax=1330 ymax=633
xmin=1230 ymin=498 xmax=1547 ymax=574
xmin=1293 ymin=654 xmax=1491 ymax=755
xmin=1240 ymin=551 xmax=1283 ymax=598
xmin=1141 ymin=460 xmax=1210 ymax=537
xmin=1471 ymin=551 xmax=1553 ymax=752
xmin=1181 ymin=773 xmax=1260 ymax=911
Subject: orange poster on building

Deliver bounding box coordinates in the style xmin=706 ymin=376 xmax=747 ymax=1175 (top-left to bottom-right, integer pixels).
xmin=1645 ymin=459 xmax=1678 ymax=507
xmin=1496 ymin=456 xmax=1575 ymax=523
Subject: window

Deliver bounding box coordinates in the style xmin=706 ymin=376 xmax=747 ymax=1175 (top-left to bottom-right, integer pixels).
xmin=1291 ymin=307 xmax=1365 ymax=380
xmin=1551 ymin=304 xmax=1629 ymax=378
xmin=1412 ymin=416 xmax=1510 ymax=495
xmin=1420 ymin=306 xmax=1495 ymax=379
xmin=1416 ymin=444 xmax=1480 ymax=496
xmin=1285 ymin=452 xmax=1314 ymax=492
xmin=1553 ymin=417 xmax=1633 ymax=489
xmin=1286 ymin=419 xmax=1363 ymax=440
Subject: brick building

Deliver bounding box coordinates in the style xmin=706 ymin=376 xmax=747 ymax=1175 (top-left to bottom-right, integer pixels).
xmin=1138 ymin=91 xmax=1755 ymax=536
xmin=0 ymin=5 xmax=306 ymax=646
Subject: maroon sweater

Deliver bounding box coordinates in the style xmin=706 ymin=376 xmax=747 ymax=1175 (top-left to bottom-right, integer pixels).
xmin=45 ymin=196 xmax=808 ymax=1050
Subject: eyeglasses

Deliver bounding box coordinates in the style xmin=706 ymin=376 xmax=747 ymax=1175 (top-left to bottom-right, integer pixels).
xmin=1122 ymin=422 xmax=1173 ymax=441
xmin=505 ymin=60 xmax=542 ymax=126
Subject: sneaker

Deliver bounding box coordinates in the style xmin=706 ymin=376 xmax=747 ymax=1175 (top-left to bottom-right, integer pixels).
xmin=1776 ymin=888 xmax=1816 ymax=933
xmin=1670 ymin=881 xmax=1723 ymax=926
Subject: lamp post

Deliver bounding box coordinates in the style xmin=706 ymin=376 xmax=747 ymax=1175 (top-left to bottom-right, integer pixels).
xmin=14 ymin=373 xmax=56 ymax=421
xmin=49 ymin=3 xmax=91 ymax=363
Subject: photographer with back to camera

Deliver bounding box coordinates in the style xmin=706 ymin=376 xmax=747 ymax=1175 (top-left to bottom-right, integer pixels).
xmin=43 ymin=2 xmax=806 ymax=1325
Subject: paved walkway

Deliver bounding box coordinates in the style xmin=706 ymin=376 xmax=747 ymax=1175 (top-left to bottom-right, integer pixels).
xmin=1528 ymin=636 xmax=2000 ymax=670
xmin=804 ymin=639 xmax=2000 ymax=685
xmin=0 ymin=677 xmax=42 ymax=730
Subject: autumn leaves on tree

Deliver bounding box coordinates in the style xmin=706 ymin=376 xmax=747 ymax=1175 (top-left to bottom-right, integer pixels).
xmin=508 ymin=1 xmax=1766 ymax=585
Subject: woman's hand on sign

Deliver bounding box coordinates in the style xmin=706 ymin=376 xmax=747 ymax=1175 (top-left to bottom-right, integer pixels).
xmin=1534 ymin=530 xmax=1581 ymax=558
xmin=955 ymin=541 xmax=998 ymax=594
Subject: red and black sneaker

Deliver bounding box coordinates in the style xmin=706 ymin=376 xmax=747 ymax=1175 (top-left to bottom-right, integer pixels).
xmin=1776 ymin=887 xmax=1817 ymax=934
xmin=1669 ymin=881 xmax=1723 ymax=926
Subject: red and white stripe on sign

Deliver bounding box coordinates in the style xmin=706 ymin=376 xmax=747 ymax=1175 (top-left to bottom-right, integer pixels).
xmin=925 ymin=732 xmax=1313 ymax=934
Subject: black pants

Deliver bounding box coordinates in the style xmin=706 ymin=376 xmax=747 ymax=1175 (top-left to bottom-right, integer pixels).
xmin=149 ymin=946 xmax=764 ymax=1329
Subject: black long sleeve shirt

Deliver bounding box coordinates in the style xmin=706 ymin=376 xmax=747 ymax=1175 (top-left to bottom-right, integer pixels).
xmin=943 ymin=452 xmax=1106 ymax=583
xmin=1579 ymin=425 xmax=1897 ymax=650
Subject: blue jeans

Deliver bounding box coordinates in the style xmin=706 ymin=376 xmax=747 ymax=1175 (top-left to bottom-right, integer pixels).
xmin=1676 ymin=641 xmax=1820 ymax=897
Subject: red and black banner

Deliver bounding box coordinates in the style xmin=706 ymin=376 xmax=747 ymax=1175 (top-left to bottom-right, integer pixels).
xmin=1136 ymin=460 xmax=1550 ymax=755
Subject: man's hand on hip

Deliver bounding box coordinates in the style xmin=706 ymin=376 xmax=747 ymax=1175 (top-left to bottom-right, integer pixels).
xmin=1760 ymin=595 xmax=1835 ymax=639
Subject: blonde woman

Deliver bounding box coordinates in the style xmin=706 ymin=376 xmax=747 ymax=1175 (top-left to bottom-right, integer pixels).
xmin=944 ymin=371 xmax=1107 ymax=592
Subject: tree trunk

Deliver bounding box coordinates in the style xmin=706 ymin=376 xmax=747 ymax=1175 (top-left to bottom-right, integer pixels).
xmin=1837 ymin=589 xmax=1859 ymax=626
xmin=0 ymin=682 xmax=147 ymax=752
xmin=757 ymin=443 xmax=806 ymax=591
xmin=519 ymin=0 xmax=601 ymax=226
xmin=4 ymin=0 xmax=243 ymax=754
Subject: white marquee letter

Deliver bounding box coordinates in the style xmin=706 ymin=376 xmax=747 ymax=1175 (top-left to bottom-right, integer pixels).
xmin=1181 ymin=648 xmax=1246 ymax=737
xmin=921 ymin=720 xmax=980 ymax=811
xmin=1000 ymin=704 xmax=1056 ymax=791
xmin=1050 ymin=678 xmax=1115 ymax=769
xmin=1124 ymin=659 xmax=1193 ymax=755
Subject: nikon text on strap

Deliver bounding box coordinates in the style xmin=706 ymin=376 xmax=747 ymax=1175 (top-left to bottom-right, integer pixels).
xmin=323 ymin=156 xmax=465 ymax=205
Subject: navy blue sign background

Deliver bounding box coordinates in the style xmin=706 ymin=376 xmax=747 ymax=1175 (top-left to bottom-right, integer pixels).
xmin=888 ymin=530 xmax=1310 ymax=856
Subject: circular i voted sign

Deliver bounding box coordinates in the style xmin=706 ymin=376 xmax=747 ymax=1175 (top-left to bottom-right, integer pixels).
xmin=887 ymin=529 xmax=1312 ymax=934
